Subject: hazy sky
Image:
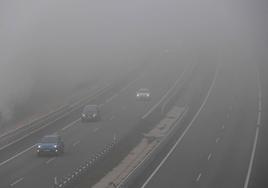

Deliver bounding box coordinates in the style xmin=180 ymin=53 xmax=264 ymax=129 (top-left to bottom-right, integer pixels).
xmin=0 ymin=0 xmax=267 ymax=120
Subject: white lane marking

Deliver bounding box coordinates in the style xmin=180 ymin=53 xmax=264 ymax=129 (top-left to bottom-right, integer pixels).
xmin=54 ymin=176 xmax=58 ymax=185
xmin=207 ymin=153 xmax=212 ymax=161
xmin=196 ymin=173 xmax=202 ymax=182
xmin=10 ymin=177 xmax=24 ymax=187
xmin=93 ymin=127 xmax=100 ymax=133
xmin=45 ymin=157 xmax=56 ymax=164
xmin=116 ymin=107 xmax=188 ymax=188
xmin=0 ymin=105 xmax=67 ymax=139
xmin=72 ymin=140 xmax=81 ymax=147
xmin=0 ymin=145 xmax=35 ymax=167
xmin=61 ymin=118 xmax=81 ymax=131
xmin=222 ymin=124 xmax=225 ymax=129
xmin=257 ymin=112 xmax=261 ymax=126
xmin=142 ymin=65 xmax=190 ymax=120
xmin=244 ymin=127 xmax=260 ymax=188
xmin=105 ymin=93 xmax=119 ymax=103
xmin=244 ymin=69 xmax=262 ymax=188
xmin=140 ymin=63 xmax=219 ymax=188
xmin=216 ymin=137 xmax=220 ymax=143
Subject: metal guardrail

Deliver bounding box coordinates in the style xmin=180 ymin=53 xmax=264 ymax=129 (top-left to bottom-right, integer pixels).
xmin=116 ymin=108 xmax=188 ymax=188
xmin=54 ymin=62 xmax=196 ymax=188
xmin=40 ymin=62 xmax=194 ymax=188
xmin=114 ymin=63 xmax=197 ymax=188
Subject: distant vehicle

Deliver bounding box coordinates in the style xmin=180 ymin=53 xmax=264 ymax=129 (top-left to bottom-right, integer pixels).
xmin=81 ymin=105 xmax=101 ymax=122
xmin=136 ymin=88 xmax=151 ymax=101
xmin=36 ymin=135 xmax=64 ymax=156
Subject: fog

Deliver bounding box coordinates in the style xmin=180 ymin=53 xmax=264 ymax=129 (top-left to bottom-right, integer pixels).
xmin=0 ymin=0 xmax=267 ymax=122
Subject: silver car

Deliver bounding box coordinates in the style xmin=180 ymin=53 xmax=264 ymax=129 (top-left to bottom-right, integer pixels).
xmin=136 ymin=88 xmax=151 ymax=101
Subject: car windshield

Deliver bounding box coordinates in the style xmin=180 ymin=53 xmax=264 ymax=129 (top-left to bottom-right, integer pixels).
xmin=40 ymin=136 xmax=58 ymax=143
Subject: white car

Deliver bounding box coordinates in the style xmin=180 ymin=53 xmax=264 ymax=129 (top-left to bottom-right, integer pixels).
xmin=136 ymin=88 xmax=151 ymax=101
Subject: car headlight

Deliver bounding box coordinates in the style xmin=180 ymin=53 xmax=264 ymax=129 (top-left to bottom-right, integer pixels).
xmin=54 ymin=145 xmax=58 ymax=148
xmin=92 ymin=113 xmax=97 ymax=117
xmin=137 ymin=93 xmax=140 ymax=97
xmin=82 ymin=114 xmax=86 ymax=117
xmin=37 ymin=145 xmax=41 ymax=148
xmin=146 ymin=94 xmax=150 ymax=97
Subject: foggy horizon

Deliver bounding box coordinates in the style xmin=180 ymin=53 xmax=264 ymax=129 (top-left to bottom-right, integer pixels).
xmin=0 ymin=0 xmax=267 ymax=122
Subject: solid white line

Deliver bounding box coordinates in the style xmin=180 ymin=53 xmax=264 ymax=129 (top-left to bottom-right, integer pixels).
xmin=61 ymin=118 xmax=80 ymax=131
xmin=244 ymin=69 xmax=262 ymax=188
xmin=0 ymin=145 xmax=35 ymax=167
xmin=207 ymin=153 xmax=212 ymax=161
xmin=45 ymin=157 xmax=56 ymax=164
xmin=116 ymin=106 xmax=188 ymax=188
xmin=140 ymin=63 xmax=219 ymax=188
xmin=196 ymin=173 xmax=202 ymax=182
xmin=0 ymin=105 xmax=67 ymax=139
xmin=257 ymin=112 xmax=261 ymax=126
xmin=73 ymin=140 xmax=81 ymax=147
xmin=243 ymin=127 xmax=260 ymax=188
xmin=10 ymin=177 xmax=24 ymax=186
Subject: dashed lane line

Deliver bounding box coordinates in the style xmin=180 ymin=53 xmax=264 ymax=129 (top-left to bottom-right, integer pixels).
xmin=10 ymin=177 xmax=24 ymax=187
xmin=0 ymin=145 xmax=35 ymax=167
xmin=196 ymin=173 xmax=202 ymax=182
xmin=61 ymin=118 xmax=81 ymax=131
xmin=140 ymin=63 xmax=219 ymax=188
xmin=207 ymin=153 xmax=212 ymax=161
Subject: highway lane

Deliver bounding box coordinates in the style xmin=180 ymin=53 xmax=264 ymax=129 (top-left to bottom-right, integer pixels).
xmin=138 ymin=60 xmax=260 ymax=188
xmin=0 ymin=61 xmax=186 ymax=188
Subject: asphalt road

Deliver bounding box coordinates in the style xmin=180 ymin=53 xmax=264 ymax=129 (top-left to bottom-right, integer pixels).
xmin=138 ymin=60 xmax=260 ymax=188
xmin=0 ymin=61 xmax=185 ymax=188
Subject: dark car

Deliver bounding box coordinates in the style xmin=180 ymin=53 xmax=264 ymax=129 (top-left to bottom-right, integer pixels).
xmin=81 ymin=105 xmax=101 ymax=122
xmin=36 ymin=135 xmax=64 ymax=156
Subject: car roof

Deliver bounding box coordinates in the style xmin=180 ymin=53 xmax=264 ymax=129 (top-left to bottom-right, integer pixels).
xmin=138 ymin=88 xmax=149 ymax=92
xmin=40 ymin=135 xmax=60 ymax=142
xmin=83 ymin=105 xmax=98 ymax=112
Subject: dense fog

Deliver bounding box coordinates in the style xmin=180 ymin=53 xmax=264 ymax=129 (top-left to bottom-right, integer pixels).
xmin=0 ymin=0 xmax=267 ymax=121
